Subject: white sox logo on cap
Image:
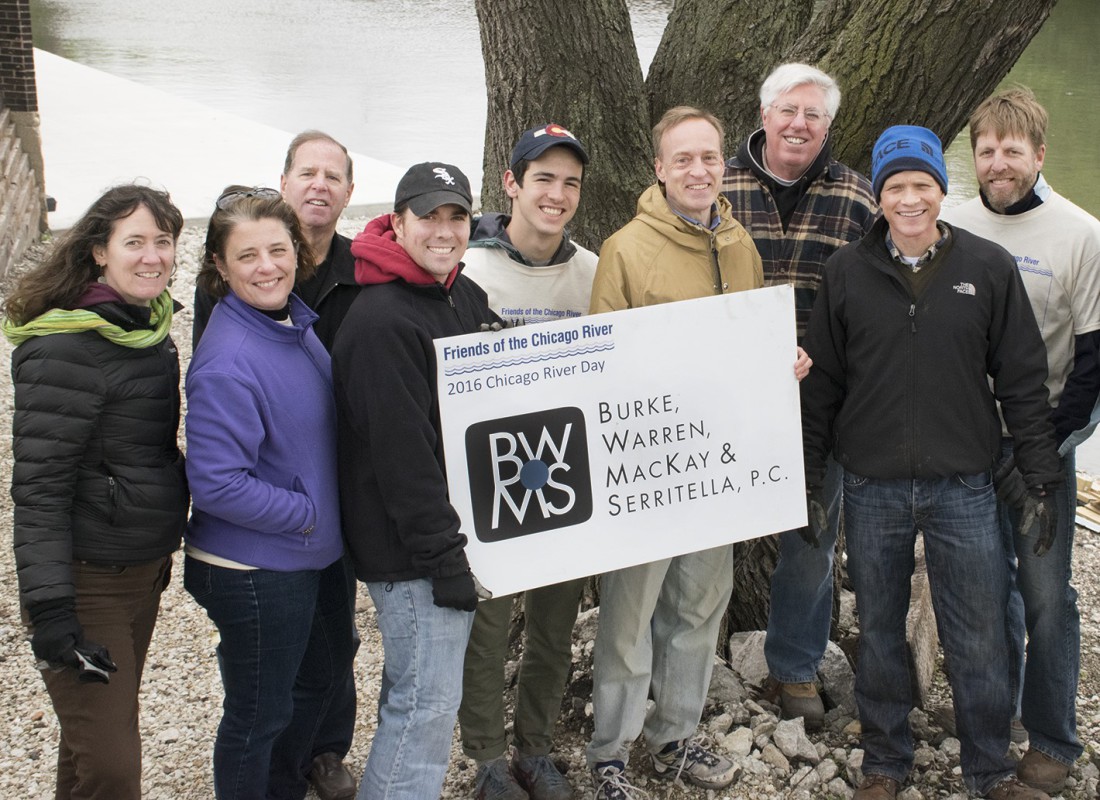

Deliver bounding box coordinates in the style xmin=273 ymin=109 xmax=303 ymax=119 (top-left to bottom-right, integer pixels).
xmin=433 ymin=167 xmax=456 ymax=186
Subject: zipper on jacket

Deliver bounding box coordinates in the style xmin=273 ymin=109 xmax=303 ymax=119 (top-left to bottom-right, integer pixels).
xmin=907 ymin=301 xmax=917 ymax=475
xmin=106 ymin=475 xmax=118 ymax=524
xmin=445 ymin=288 xmax=466 ymax=328
xmin=710 ymin=240 xmax=724 ymax=295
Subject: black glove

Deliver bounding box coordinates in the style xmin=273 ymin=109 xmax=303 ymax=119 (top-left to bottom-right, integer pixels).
xmin=432 ymin=572 xmax=478 ymax=611
xmin=993 ymin=455 xmax=1029 ymax=510
xmin=1019 ymin=485 xmax=1059 ymax=557
xmin=29 ymin=599 xmax=118 ymax=684
xmin=799 ymin=484 xmax=827 ymax=548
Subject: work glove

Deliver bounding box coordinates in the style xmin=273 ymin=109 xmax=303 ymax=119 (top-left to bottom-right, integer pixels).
xmin=800 ymin=484 xmax=828 ymax=548
xmin=478 ymin=321 xmax=506 ymax=332
xmin=993 ymin=455 xmax=1028 ymax=510
xmin=1019 ymin=485 xmax=1059 ymax=557
xmin=29 ymin=599 xmax=118 ymax=684
xmin=432 ymin=572 xmax=479 ymax=612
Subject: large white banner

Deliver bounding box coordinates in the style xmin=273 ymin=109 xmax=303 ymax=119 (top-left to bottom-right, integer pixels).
xmin=437 ymin=285 xmax=807 ymax=596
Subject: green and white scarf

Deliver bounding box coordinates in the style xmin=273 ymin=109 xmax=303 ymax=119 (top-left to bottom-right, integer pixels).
xmin=2 ymin=290 xmax=174 ymax=349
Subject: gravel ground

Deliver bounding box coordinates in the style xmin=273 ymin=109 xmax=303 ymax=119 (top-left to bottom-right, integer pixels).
xmin=1 ymin=224 xmax=1098 ymax=799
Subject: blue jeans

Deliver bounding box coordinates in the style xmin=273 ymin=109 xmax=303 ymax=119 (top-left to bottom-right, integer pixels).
xmin=844 ymin=471 xmax=1014 ymax=795
xmin=269 ymin=556 xmax=360 ymax=799
xmin=185 ymin=556 xmax=341 ymax=800
xmin=360 ymin=579 xmax=474 ymax=800
xmin=766 ymin=457 xmax=842 ymax=683
xmin=998 ymin=440 xmax=1082 ymax=766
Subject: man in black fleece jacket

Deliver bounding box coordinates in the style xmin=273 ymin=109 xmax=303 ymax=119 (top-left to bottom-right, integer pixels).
xmin=331 ymin=162 xmax=499 ymax=800
xmin=800 ymin=126 xmax=1059 ymax=800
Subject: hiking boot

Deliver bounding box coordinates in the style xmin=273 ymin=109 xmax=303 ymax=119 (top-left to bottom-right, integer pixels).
xmin=474 ymin=756 xmax=528 ymax=800
xmin=308 ymin=753 xmax=356 ymax=800
xmin=1016 ymin=748 xmax=1070 ymax=794
xmin=591 ymin=761 xmax=648 ymax=800
xmin=986 ymin=775 xmax=1051 ymax=800
xmin=651 ymin=737 xmax=738 ymax=790
xmin=854 ymin=774 xmax=899 ymax=800
xmin=512 ymin=753 xmax=572 ymax=800
xmin=777 ymin=681 xmax=825 ymax=731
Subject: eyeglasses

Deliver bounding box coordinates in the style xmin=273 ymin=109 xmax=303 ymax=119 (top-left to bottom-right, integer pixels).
xmin=769 ymin=104 xmax=830 ymax=125
xmin=215 ymin=187 xmax=281 ymax=210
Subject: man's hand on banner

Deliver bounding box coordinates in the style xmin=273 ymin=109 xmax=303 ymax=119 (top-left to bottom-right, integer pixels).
xmin=794 ymin=347 xmax=812 ymax=382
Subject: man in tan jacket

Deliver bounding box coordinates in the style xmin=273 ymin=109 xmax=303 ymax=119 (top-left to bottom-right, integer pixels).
xmin=585 ymin=106 xmax=782 ymax=800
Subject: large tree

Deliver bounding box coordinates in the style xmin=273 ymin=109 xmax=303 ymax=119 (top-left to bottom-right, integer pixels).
xmin=474 ymin=0 xmax=1058 ymax=635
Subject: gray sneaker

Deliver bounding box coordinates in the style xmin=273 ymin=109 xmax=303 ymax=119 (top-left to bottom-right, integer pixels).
xmin=512 ymin=753 xmax=573 ymax=800
xmin=651 ymin=737 xmax=738 ymax=790
xmin=474 ymin=756 xmax=529 ymax=800
xmin=591 ymin=761 xmax=649 ymax=800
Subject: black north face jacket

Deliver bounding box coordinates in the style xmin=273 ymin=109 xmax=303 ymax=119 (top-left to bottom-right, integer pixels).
xmin=801 ymin=218 xmax=1062 ymax=489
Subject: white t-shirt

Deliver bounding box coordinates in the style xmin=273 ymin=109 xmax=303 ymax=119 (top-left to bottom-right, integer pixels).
xmin=943 ymin=189 xmax=1100 ymax=406
xmin=462 ymin=241 xmax=598 ymax=326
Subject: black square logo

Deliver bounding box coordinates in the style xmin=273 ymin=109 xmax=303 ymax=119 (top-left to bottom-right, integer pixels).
xmin=465 ymin=407 xmax=592 ymax=542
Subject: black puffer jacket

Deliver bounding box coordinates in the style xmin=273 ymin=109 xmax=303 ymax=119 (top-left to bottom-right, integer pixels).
xmin=11 ymin=301 xmax=189 ymax=608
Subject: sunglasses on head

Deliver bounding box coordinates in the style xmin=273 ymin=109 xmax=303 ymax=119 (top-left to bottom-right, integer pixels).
xmin=215 ymin=187 xmax=281 ymax=210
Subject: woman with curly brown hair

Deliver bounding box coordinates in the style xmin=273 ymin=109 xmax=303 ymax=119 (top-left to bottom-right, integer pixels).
xmin=4 ymin=183 xmax=190 ymax=800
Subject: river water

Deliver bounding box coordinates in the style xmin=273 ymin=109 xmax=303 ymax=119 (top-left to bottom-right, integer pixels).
xmin=28 ymin=0 xmax=1100 ymax=469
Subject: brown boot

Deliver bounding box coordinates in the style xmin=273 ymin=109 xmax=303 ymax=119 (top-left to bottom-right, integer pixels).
xmin=986 ymin=775 xmax=1051 ymax=800
xmin=777 ymin=681 xmax=825 ymax=731
xmin=1017 ymin=748 xmax=1070 ymax=793
xmin=854 ymin=774 xmax=899 ymax=800
xmin=308 ymin=753 xmax=357 ymax=800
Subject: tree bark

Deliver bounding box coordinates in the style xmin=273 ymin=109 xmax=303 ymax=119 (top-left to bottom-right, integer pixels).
xmin=790 ymin=0 xmax=1060 ymax=174
xmin=645 ymin=0 xmax=814 ymax=154
xmin=474 ymin=0 xmax=653 ymax=251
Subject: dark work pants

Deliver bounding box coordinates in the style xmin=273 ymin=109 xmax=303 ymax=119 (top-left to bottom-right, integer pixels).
xmin=40 ymin=556 xmax=171 ymax=800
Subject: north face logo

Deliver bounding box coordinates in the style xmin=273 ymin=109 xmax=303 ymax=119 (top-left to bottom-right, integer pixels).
xmin=953 ymin=282 xmax=976 ymax=296
xmin=466 ymin=408 xmax=593 ymax=542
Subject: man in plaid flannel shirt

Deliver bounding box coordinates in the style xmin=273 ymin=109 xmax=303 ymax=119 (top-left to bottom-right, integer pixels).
xmin=720 ymin=62 xmax=877 ymax=730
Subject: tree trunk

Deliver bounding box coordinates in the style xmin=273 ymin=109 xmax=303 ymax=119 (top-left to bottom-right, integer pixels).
xmin=791 ymin=0 xmax=1060 ymax=174
xmin=645 ymin=0 xmax=814 ymax=154
xmin=474 ymin=0 xmax=653 ymax=251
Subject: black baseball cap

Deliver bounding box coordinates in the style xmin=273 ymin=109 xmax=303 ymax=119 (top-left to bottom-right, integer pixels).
xmin=394 ymin=162 xmax=473 ymax=216
xmin=509 ymin=124 xmax=589 ymax=168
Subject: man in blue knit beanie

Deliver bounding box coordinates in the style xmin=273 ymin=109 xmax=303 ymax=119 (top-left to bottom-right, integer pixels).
xmin=800 ymin=123 xmax=1060 ymax=800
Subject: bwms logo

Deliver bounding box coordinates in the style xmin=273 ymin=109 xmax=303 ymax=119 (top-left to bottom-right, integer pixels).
xmin=466 ymin=408 xmax=592 ymax=542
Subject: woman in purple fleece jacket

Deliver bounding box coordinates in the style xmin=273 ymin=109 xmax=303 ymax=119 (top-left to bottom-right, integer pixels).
xmin=183 ymin=187 xmax=352 ymax=800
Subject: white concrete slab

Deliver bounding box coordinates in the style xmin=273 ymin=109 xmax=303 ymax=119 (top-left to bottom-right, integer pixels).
xmin=34 ymin=49 xmax=404 ymax=229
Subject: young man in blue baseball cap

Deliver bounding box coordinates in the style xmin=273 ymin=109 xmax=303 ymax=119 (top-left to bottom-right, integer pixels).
xmin=458 ymin=123 xmax=596 ymax=800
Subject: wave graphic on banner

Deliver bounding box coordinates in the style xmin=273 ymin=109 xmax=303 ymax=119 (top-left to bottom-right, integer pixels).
xmin=442 ymin=342 xmax=616 ymax=376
